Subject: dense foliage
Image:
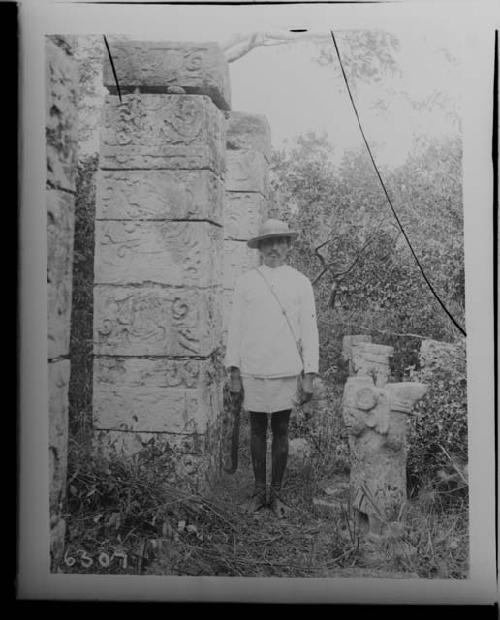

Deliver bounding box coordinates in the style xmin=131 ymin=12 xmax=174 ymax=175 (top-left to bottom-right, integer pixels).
xmin=270 ymin=131 xmax=467 ymax=488
xmin=407 ymin=338 xmax=468 ymax=495
xmin=270 ymin=132 xmax=464 ymax=380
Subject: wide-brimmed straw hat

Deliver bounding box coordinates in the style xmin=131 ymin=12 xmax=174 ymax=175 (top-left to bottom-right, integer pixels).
xmin=247 ymin=218 xmax=298 ymax=249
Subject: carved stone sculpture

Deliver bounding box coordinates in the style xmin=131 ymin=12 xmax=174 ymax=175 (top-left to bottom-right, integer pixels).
xmin=352 ymin=343 xmax=394 ymax=387
xmin=342 ymin=334 xmax=372 ymax=376
xmin=342 ymin=376 xmax=427 ymax=538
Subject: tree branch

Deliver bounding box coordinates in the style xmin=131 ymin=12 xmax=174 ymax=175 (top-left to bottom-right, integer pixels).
xmin=223 ymin=30 xmax=328 ymax=63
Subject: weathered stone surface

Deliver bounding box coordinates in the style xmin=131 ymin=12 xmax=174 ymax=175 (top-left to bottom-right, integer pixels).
xmin=49 ymin=359 xmax=70 ymax=517
xmin=93 ymin=357 xmax=222 ymax=432
xmin=94 ymin=356 xmax=216 ymax=389
xmin=93 ymin=383 xmax=220 ymax=433
xmin=352 ymin=342 xmax=394 ymax=387
xmin=342 ymin=375 xmax=427 ymax=535
xmin=103 ymin=41 xmax=231 ymax=110
xmin=224 ymin=192 xmax=266 ymax=240
xmin=100 ymin=94 xmax=225 ymax=174
xmin=94 ymin=221 xmax=223 ymax=287
xmin=225 ymin=150 xmax=268 ymax=195
xmin=47 ymin=190 xmax=75 ymax=359
xmin=46 ymin=36 xmax=79 ymax=192
xmin=222 ymin=288 xmax=234 ymax=335
xmin=342 ymin=334 xmax=372 ymax=362
xmin=96 ymin=169 xmax=223 ymax=223
xmin=223 ymin=240 xmax=260 ymax=289
xmin=93 ymin=285 xmax=222 ymax=357
xmin=50 ymin=518 xmax=67 ymax=569
xmin=226 ymin=112 xmax=271 ymax=159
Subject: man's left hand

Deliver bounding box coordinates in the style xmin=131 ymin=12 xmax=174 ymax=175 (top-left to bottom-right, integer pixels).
xmin=301 ymin=373 xmax=314 ymax=404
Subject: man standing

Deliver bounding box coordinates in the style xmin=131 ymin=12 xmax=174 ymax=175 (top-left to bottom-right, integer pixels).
xmin=225 ymin=219 xmax=319 ymax=518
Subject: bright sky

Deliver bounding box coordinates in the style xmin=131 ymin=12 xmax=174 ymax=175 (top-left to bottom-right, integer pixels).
xmin=73 ymin=2 xmax=466 ymax=170
xmin=229 ymin=30 xmax=463 ymax=169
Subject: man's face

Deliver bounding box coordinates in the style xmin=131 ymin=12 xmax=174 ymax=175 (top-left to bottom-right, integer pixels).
xmin=259 ymin=236 xmax=290 ymax=268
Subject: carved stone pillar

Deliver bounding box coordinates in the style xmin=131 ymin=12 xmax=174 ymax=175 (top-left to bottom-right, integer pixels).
xmin=342 ymin=376 xmax=427 ymax=538
xmin=46 ymin=35 xmax=79 ymax=566
xmin=222 ymin=112 xmax=271 ymax=344
xmin=92 ymin=41 xmax=229 ymax=490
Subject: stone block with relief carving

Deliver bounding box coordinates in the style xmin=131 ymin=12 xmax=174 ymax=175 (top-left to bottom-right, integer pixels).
xmin=342 ymin=375 xmax=427 ymax=537
xmin=225 ymin=150 xmax=268 ymax=195
xmin=49 ymin=359 xmax=69 ymax=516
xmin=96 ymin=169 xmax=223 ymax=223
xmin=103 ymin=41 xmax=231 ymax=110
xmin=46 ymin=36 xmax=79 ymax=192
xmin=101 ymin=94 xmax=226 ymax=174
xmin=224 ymin=192 xmax=265 ymax=240
xmin=93 ymin=285 xmax=222 ymax=357
xmin=226 ymin=112 xmax=271 ymax=159
xmin=95 ymin=221 xmax=223 ymax=287
xmin=47 ymin=189 xmax=75 ymax=359
xmin=93 ymin=383 xmax=220 ymax=434
xmin=223 ymin=240 xmax=259 ymax=290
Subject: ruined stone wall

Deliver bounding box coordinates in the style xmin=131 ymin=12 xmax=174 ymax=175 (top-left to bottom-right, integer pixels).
xmin=222 ymin=112 xmax=271 ymax=342
xmin=46 ymin=35 xmax=79 ymax=564
xmin=92 ymin=42 xmax=231 ymax=490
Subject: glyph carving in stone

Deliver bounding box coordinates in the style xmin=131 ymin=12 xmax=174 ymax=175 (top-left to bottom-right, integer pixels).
xmin=96 ymin=170 xmax=223 ymax=223
xmin=95 ymin=221 xmax=222 ymax=287
xmin=225 ymin=150 xmax=268 ymax=195
xmin=94 ymin=357 xmax=209 ymax=390
xmin=224 ymin=192 xmax=265 ymax=240
xmin=342 ymin=376 xmax=427 ymax=537
xmin=101 ymin=94 xmax=225 ymax=173
xmin=94 ymin=285 xmax=221 ymax=357
xmin=103 ymin=41 xmax=231 ymax=110
xmin=226 ymin=111 xmax=271 ymax=159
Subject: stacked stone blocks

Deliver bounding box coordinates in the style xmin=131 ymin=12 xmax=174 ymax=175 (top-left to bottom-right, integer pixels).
xmin=46 ymin=35 xmax=79 ymax=565
xmin=222 ymin=112 xmax=271 ymax=341
xmin=93 ymin=41 xmax=230 ymax=488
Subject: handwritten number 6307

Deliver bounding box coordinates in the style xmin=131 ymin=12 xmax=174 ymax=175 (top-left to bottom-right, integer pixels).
xmin=64 ymin=548 xmax=128 ymax=569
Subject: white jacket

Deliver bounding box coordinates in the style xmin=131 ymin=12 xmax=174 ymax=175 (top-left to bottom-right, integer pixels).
xmin=224 ymin=265 xmax=319 ymax=377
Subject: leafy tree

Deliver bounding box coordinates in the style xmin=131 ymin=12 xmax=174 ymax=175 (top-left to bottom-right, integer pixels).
xmin=270 ymin=131 xmax=464 ymax=379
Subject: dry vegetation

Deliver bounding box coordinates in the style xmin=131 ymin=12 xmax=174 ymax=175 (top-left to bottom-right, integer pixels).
xmin=61 ymin=379 xmax=468 ymax=578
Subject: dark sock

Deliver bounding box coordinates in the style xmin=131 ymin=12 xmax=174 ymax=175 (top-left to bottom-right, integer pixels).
xmin=270 ymin=409 xmax=291 ymax=492
xmin=249 ymin=411 xmax=267 ymax=491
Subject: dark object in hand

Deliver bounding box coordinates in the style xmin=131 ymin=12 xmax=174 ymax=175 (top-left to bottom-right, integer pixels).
xmin=224 ymin=389 xmax=243 ymax=474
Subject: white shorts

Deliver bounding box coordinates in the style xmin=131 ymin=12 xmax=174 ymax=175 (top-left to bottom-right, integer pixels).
xmin=241 ymin=374 xmax=299 ymax=414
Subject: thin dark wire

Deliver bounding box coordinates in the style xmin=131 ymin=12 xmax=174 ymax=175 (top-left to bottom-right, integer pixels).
xmin=103 ymin=34 xmax=122 ymax=103
xmin=329 ymin=30 xmax=466 ymax=338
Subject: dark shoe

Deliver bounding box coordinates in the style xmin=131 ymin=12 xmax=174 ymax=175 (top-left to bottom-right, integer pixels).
xmin=244 ymin=487 xmax=267 ymax=514
xmin=269 ymin=487 xmax=290 ymax=519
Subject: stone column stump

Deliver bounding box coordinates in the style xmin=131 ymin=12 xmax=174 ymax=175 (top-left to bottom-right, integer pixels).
xmin=342 ymin=334 xmax=372 ymax=376
xmin=342 ymin=375 xmax=427 ymax=539
xmin=352 ymin=342 xmax=394 ymax=386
